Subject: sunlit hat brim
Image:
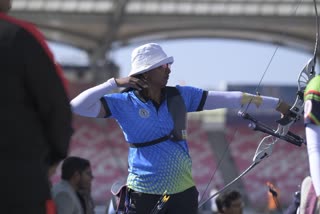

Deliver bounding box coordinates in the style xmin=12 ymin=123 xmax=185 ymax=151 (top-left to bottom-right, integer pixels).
xmin=129 ymin=56 xmax=174 ymax=76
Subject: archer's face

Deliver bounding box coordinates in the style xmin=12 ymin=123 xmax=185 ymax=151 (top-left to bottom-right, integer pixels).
xmin=0 ymin=0 xmax=12 ymax=13
xmin=144 ymin=64 xmax=171 ymax=89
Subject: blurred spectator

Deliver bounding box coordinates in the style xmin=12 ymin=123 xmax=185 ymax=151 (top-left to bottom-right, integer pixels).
xmin=215 ymin=190 xmax=243 ymax=214
xmin=0 ymin=1 xmax=73 ymax=213
xmin=52 ymin=157 xmax=94 ymax=214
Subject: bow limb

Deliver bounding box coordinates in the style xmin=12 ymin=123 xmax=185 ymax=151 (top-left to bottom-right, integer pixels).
xmin=198 ymin=162 xmax=257 ymax=209
xmin=198 ymin=134 xmax=277 ymax=209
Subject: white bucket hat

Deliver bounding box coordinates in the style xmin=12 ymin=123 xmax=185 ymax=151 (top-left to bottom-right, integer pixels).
xmin=129 ymin=43 xmax=174 ymax=76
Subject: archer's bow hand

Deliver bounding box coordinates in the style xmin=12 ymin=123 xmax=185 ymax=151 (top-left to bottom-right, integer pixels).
xmin=275 ymin=100 xmax=291 ymax=116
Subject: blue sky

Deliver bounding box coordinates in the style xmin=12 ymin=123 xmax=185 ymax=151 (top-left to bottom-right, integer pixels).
xmin=49 ymin=38 xmax=313 ymax=90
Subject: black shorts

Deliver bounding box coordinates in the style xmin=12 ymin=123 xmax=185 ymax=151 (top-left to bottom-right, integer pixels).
xmin=128 ymin=186 xmax=199 ymax=214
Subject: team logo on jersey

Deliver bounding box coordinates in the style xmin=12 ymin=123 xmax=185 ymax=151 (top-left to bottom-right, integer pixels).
xmin=139 ymin=108 xmax=150 ymax=118
xmin=304 ymin=100 xmax=312 ymax=119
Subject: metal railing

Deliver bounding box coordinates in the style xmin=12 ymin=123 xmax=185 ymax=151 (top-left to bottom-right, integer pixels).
xmin=12 ymin=0 xmax=317 ymax=16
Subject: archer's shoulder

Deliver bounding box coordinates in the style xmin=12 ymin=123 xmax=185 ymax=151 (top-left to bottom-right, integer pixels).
xmin=174 ymin=85 xmax=203 ymax=92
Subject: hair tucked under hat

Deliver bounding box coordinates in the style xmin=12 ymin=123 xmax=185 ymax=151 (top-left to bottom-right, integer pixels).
xmin=129 ymin=43 xmax=174 ymax=76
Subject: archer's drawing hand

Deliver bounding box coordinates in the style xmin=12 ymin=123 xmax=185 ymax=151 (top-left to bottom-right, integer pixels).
xmin=115 ymin=77 xmax=148 ymax=90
